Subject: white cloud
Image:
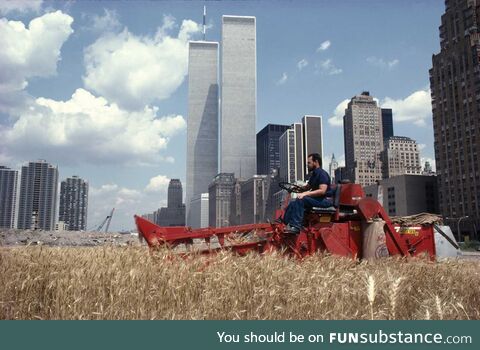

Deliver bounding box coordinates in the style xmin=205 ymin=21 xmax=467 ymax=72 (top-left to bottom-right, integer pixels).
xmin=0 ymin=11 xmax=73 ymax=95
xmin=316 ymin=40 xmax=331 ymax=52
xmin=0 ymin=0 xmax=43 ymax=15
xmin=83 ymin=16 xmax=201 ymax=110
xmin=89 ymin=182 xmax=167 ymax=231
xmin=0 ymin=88 xmax=186 ymax=166
xmin=328 ymin=99 xmax=350 ymax=126
xmin=145 ymin=175 xmax=170 ymax=193
xmin=297 ymin=58 xmax=308 ymax=71
xmin=388 ymin=59 xmax=400 ymax=68
xmin=316 ymin=59 xmax=342 ymax=75
xmin=276 ymin=72 xmax=288 ymax=85
xmin=327 ymin=89 xmax=432 ymax=127
xmin=366 ymin=56 xmax=400 ymax=69
xmin=91 ymin=183 xmax=119 ymax=195
xmin=418 ymin=143 xmax=426 ymax=151
xmin=380 ymin=89 xmax=431 ymax=126
xmin=87 ymin=8 xmax=121 ymax=33
xmin=156 ymin=14 xmax=176 ymax=38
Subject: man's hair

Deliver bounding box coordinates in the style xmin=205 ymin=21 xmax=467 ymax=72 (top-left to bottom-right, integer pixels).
xmin=308 ymin=153 xmax=322 ymax=167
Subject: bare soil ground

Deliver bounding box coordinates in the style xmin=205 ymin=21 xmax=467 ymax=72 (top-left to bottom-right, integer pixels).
xmin=0 ymin=229 xmax=142 ymax=247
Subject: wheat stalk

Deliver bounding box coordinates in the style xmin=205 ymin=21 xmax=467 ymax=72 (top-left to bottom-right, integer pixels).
xmin=389 ymin=277 xmax=403 ymax=319
xmin=435 ymin=295 xmax=444 ymax=320
xmin=366 ymin=274 xmax=376 ymax=320
xmin=0 ymin=247 xmax=479 ymax=320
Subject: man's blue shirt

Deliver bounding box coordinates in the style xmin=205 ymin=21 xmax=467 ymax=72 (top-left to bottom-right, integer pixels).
xmin=307 ymin=168 xmax=333 ymax=197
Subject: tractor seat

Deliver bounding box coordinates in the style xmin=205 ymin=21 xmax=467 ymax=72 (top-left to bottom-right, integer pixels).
xmin=307 ymin=183 xmax=342 ymax=215
xmin=310 ymin=206 xmax=337 ymax=214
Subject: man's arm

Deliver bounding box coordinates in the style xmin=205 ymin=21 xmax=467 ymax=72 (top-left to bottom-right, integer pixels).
xmin=297 ymin=184 xmax=327 ymax=199
xmin=300 ymin=183 xmax=311 ymax=192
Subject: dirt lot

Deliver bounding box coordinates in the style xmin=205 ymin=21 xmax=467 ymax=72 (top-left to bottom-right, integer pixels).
xmin=0 ymin=229 xmax=142 ymax=247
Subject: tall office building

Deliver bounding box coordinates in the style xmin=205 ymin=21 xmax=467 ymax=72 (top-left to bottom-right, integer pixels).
xmin=256 ymin=124 xmax=290 ymax=175
xmin=382 ymin=136 xmax=422 ymax=178
xmin=157 ymin=179 xmax=185 ymax=227
xmin=381 ymin=108 xmax=394 ymax=141
xmin=328 ymin=153 xmax=339 ymax=183
xmin=343 ymin=92 xmax=384 ymax=187
xmin=302 ymin=115 xmax=323 ymax=169
xmin=17 ymin=160 xmax=58 ymax=230
xmin=229 ymin=179 xmax=244 ymax=226
xmin=189 ymin=193 xmax=209 ymax=228
xmin=221 ymin=15 xmax=257 ymax=179
xmin=279 ymin=123 xmax=304 ymax=183
xmin=0 ymin=166 xmax=18 ymax=229
xmin=168 ymin=179 xmax=185 ymax=226
xmin=208 ymin=173 xmax=235 ymax=228
xmin=186 ymin=41 xmax=219 ymax=226
xmin=430 ymin=0 xmax=480 ymax=232
xmin=168 ymin=179 xmax=183 ymax=208
xmin=59 ymin=176 xmax=89 ymax=231
xmin=230 ymin=175 xmax=268 ymax=225
xmin=334 ymin=166 xmax=347 ymax=183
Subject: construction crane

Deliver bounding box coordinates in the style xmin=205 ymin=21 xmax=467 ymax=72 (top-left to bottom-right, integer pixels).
xmin=97 ymin=208 xmax=115 ymax=233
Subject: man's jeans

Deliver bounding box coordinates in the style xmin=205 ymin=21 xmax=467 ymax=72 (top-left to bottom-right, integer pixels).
xmin=283 ymin=196 xmax=333 ymax=230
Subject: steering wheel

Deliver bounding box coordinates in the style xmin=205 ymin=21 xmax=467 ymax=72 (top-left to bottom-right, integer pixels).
xmin=278 ymin=182 xmax=304 ymax=193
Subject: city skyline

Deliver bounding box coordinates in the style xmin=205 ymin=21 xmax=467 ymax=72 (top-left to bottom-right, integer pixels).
xmin=0 ymin=1 xmax=443 ymax=230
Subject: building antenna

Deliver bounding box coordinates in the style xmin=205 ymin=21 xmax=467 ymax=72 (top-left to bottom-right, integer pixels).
xmin=203 ymin=5 xmax=206 ymax=40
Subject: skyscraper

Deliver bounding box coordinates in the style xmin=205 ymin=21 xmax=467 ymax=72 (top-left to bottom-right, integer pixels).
xmin=239 ymin=175 xmax=269 ymax=224
xmin=343 ymin=92 xmax=384 ymax=187
xmin=17 ymin=160 xmax=58 ymax=230
xmin=59 ymin=176 xmax=89 ymax=231
xmin=168 ymin=179 xmax=183 ymax=208
xmin=381 ymin=108 xmax=394 ymax=141
xmin=162 ymin=179 xmax=185 ymax=226
xmin=0 ymin=166 xmax=18 ymax=229
xmin=302 ymin=115 xmax=323 ymax=168
xmin=381 ymin=136 xmax=422 ymax=178
xmin=209 ymin=173 xmax=235 ymax=228
xmin=256 ymin=124 xmax=290 ymax=175
xmin=189 ymin=193 xmax=209 ymax=228
xmin=328 ymin=153 xmax=339 ymax=183
xmin=155 ymin=179 xmax=186 ymax=227
xmin=430 ymin=0 xmax=480 ymax=233
xmin=334 ymin=166 xmax=347 ymax=183
xmin=221 ymin=15 xmax=257 ymax=179
xmin=186 ymin=41 xmax=219 ymax=226
xmin=279 ymin=123 xmax=304 ymax=183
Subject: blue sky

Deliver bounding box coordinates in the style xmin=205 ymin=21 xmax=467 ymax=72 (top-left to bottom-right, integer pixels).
xmin=0 ymin=0 xmax=444 ymax=230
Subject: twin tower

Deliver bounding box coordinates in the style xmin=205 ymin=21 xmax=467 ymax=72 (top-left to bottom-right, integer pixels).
xmin=186 ymin=16 xmax=256 ymax=225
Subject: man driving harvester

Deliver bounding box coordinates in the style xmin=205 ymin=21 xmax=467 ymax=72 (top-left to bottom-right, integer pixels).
xmin=283 ymin=153 xmax=334 ymax=234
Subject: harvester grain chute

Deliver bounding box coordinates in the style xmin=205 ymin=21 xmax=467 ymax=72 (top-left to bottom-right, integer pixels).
xmin=134 ymin=182 xmax=452 ymax=260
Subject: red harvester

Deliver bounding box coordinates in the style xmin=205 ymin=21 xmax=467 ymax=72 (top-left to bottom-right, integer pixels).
xmin=134 ymin=182 xmax=443 ymax=260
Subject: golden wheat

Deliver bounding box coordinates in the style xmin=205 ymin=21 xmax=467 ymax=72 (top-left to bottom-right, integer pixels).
xmin=1 ymin=246 xmax=479 ymax=320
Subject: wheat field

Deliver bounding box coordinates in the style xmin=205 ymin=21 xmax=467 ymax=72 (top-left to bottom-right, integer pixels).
xmin=1 ymin=246 xmax=479 ymax=320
